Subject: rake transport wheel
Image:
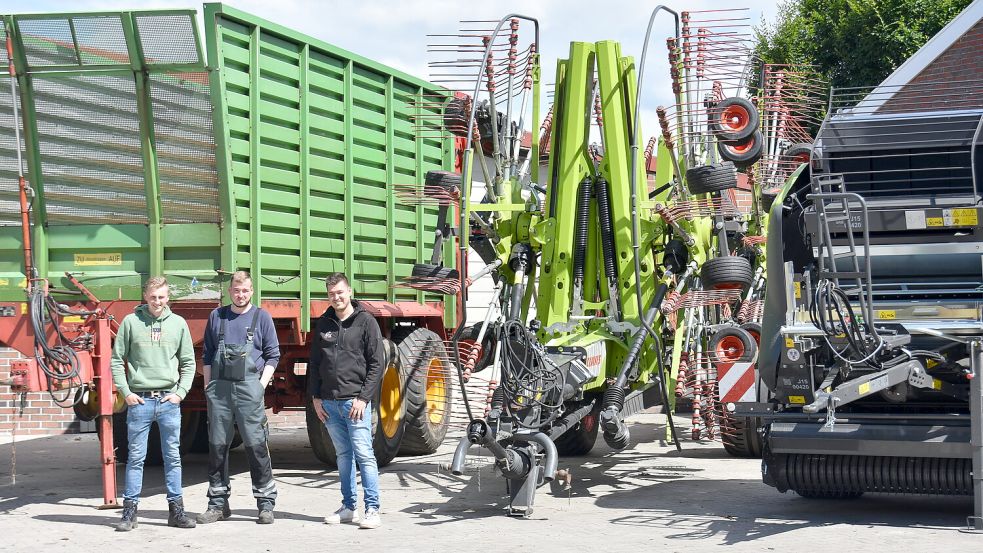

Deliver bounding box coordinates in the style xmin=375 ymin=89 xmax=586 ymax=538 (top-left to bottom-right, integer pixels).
xmin=424 ymin=169 xmax=462 ymax=192
xmin=554 ymin=400 xmax=601 ymax=456
xmin=782 ymin=142 xmax=813 ymax=166
xmin=718 ymin=130 xmax=764 ymax=169
xmin=709 ymin=97 xmax=759 ymax=141
xmin=712 ymin=326 xmax=763 ymax=458
xmin=458 ymin=323 xmax=495 ymax=375
xmin=305 ymin=339 xmax=405 ymax=468
xmin=686 ymin=161 xmax=739 ymax=195
xmin=700 ymin=256 xmax=753 ymax=291
xmin=395 ymin=327 xmax=452 ymax=455
xmin=443 ymin=96 xmax=470 ymax=137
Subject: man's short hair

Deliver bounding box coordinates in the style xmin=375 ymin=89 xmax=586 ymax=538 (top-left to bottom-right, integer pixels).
xmin=230 ymin=270 xmax=252 ymax=287
xmin=324 ymin=272 xmax=350 ymax=289
xmin=143 ymin=276 xmax=169 ymax=295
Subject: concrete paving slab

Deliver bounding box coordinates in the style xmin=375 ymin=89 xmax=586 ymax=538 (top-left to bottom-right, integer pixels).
xmin=0 ymin=414 xmax=978 ymax=551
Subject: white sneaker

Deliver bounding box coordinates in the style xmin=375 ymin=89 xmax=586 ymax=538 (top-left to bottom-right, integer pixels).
xmin=359 ymin=508 xmax=381 ymax=529
xmin=324 ymin=505 xmax=359 ymax=524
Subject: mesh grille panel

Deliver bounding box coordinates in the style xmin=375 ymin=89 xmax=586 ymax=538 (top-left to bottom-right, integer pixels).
xmin=136 ymin=14 xmax=200 ymax=65
xmin=18 ymin=18 xmax=78 ymax=66
xmin=0 ymin=74 xmax=27 ymax=226
xmin=32 ymin=75 xmax=147 ymax=224
xmin=73 ymin=15 xmax=130 ymax=65
xmin=150 ymin=73 xmax=220 ymax=223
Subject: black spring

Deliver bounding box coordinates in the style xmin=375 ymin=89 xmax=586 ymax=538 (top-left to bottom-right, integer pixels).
xmin=595 ymin=177 xmax=617 ymax=280
xmin=780 ymin=454 xmax=972 ymax=496
xmin=602 ymin=385 xmax=626 ymax=411
xmin=572 ymin=176 xmax=593 ymax=283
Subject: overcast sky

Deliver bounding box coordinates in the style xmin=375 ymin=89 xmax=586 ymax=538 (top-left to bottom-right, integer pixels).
xmin=19 ymin=0 xmax=783 ymax=129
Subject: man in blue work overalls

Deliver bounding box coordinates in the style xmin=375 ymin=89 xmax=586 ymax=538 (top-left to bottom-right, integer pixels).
xmin=197 ymin=271 xmax=281 ymax=525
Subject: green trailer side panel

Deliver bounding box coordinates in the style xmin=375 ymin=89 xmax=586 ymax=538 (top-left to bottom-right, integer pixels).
xmin=205 ymin=4 xmax=452 ymax=320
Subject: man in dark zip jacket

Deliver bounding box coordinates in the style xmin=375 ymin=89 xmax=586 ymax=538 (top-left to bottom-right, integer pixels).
xmin=309 ymin=272 xmax=384 ymax=529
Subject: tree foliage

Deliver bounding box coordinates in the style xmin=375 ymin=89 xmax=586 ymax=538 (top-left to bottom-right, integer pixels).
xmin=755 ymin=0 xmax=974 ymax=90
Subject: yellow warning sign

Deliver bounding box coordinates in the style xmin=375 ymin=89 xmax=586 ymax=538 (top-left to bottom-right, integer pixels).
xmin=946 ymin=208 xmax=978 ymax=227
xmin=859 ymin=382 xmax=871 ymax=395
xmin=932 ymin=379 xmax=943 ymax=391
xmin=794 ymin=281 xmax=802 ymax=299
xmin=876 ymin=310 xmax=896 ymax=320
xmin=926 ymin=358 xmax=939 ymax=369
xmin=74 ymin=253 xmax=122 ymax=266
xmin=788 ymin=395 xmax=806 ymax=404
xmin=926 ymin=217 xmax=944 ymax=227
xmin=785 ymin=337 xmax=795 ymax=349
xmin=62 ymin=316 xmax=84 ymax=324
xmin=21 ymin=302 xmax=27 ymax=314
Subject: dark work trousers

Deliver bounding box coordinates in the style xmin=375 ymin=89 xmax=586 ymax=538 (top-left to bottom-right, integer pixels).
xmin=205 ymin=378 xmax=277 ymax=510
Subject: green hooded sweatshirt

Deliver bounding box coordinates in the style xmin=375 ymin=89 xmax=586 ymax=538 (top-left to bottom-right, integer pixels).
xmin=110 ymin=304 xmax=196 ymax=399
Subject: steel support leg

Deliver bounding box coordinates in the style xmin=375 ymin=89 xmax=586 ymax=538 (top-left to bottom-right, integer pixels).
xmin=95 ymin=318 xmax=119 ymax=509
xmin=969 ymin=341 xmax=983 ymax=530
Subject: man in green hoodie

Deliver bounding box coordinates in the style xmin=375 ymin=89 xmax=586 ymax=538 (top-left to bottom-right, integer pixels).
xmin=110 ymin=276 xmax=197 ymax=532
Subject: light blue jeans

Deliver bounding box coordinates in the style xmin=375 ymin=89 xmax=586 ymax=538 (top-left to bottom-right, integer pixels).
xmin=123 ymin=397 xmax=183 ymax=503
xmin=322 ymin=398 xmax=380 ymax=511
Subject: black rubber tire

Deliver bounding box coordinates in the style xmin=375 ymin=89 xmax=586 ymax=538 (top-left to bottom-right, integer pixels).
xmin=795 ymin=490 xmax=865 ymax=499
xmin=721 ymin=412 xmax=764 ymax=458
xmin=686 ymin=162 xmax=738 ymax=195
xmin=394 ymin=327 xmax=452 ymax=455
xmin=457 ymin=323 xmax=495 ymax=374
xmin=424 ymin=170 xmax=462 ymax=192
xmin=740 ymin=322 xmax=762 ymax=345
xmin=709 ymin=97 xmax=759 ymax=141
xmin=554 ymin=403 xmax=600 ymax=456
xmin=411 ymin=263 xmax=459 ymax=281
xmin=718 ymin=130 xmax=764 ymax=168
xmin=701 ymin=255 xmax=753 ymax=291
xmin=709 ymin=326 xmax=758 ymax=364
xmin=782 ymin=142 xmax=812 ymax=166
xmin=371 ymin=339 xmax=405 ymax=468
xmin=306 ymin=401 xmax=337 ymax=469
xmin=180 ymin=409 xmax=209 ymax=454
xmin=112 ymin=411 xmax=163 ymax=466
xmin=443 ymin=96 xmax=470 ymax=137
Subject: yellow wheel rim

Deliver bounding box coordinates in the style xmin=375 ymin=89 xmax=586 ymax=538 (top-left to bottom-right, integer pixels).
xmin=426 ymin=357 xmax=447 ymax=424
xmin=379 ymin=362 xmax=402 ymax=439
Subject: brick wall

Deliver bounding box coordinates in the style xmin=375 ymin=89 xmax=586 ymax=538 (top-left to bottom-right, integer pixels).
xmin=880 ymin=18 xmax=983 ymax=113
xmin=0 ymin=347 xmax=82 ymax=436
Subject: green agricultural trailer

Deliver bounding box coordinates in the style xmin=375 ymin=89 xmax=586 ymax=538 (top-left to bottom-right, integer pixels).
xmin=0 ymin=4 xmax=467 ymax=506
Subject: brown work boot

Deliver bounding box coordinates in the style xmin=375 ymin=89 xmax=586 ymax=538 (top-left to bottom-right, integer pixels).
xmin=116 ymin=499 xmax=138 ymax=532
xmin=196 ymin=503 xmax=231 ymax=524
xmin=167 ymin=498 xmax=196 ymax=529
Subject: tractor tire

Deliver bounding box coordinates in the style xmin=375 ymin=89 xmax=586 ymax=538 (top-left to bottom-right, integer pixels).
xmin=443 ymin=96 xmax=470 ymax=137
xmin=701 ymin=256 xmax=753 ymax=291
xmin=394 ymin=327 xmax=452 ymax=455
xmin=424 ymin=170 xmax=462 ymax=193
xmin=718 ymin=130 xmax=764 ymax=169
xmin=306 ymin=401 xmax=337 ymax=469
xmin=554 ymin=403 xmax=600 ymax=456
xmin=180 ymin=409 xmax=209 ymax=454
xmin=305 ymin=340 xmax=405 ymax=469
xmin=457 ymin=323 xmax=495 ymax=375
xmin=709 ymin=326 xmax=758 ymax=364
xmin=371 ymin=339 xmax=406 ymax=467
xmin=709 ymin=97 xmax=759 ymax=141
xmin=686 ymin=162 xmax=739 ymax=195
xmin=111 ymin=411 xmax=163 ymax=466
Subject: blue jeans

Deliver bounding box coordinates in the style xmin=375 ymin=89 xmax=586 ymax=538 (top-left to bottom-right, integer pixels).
xmin=322 ymin=398 xmax=380 ymax=511
xmin=123 ymin=398 xmax=183 ymax=503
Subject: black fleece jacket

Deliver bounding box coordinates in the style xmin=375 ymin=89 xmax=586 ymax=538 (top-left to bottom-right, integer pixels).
xmin=307 ymin=299 xmax=384 ymax=403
